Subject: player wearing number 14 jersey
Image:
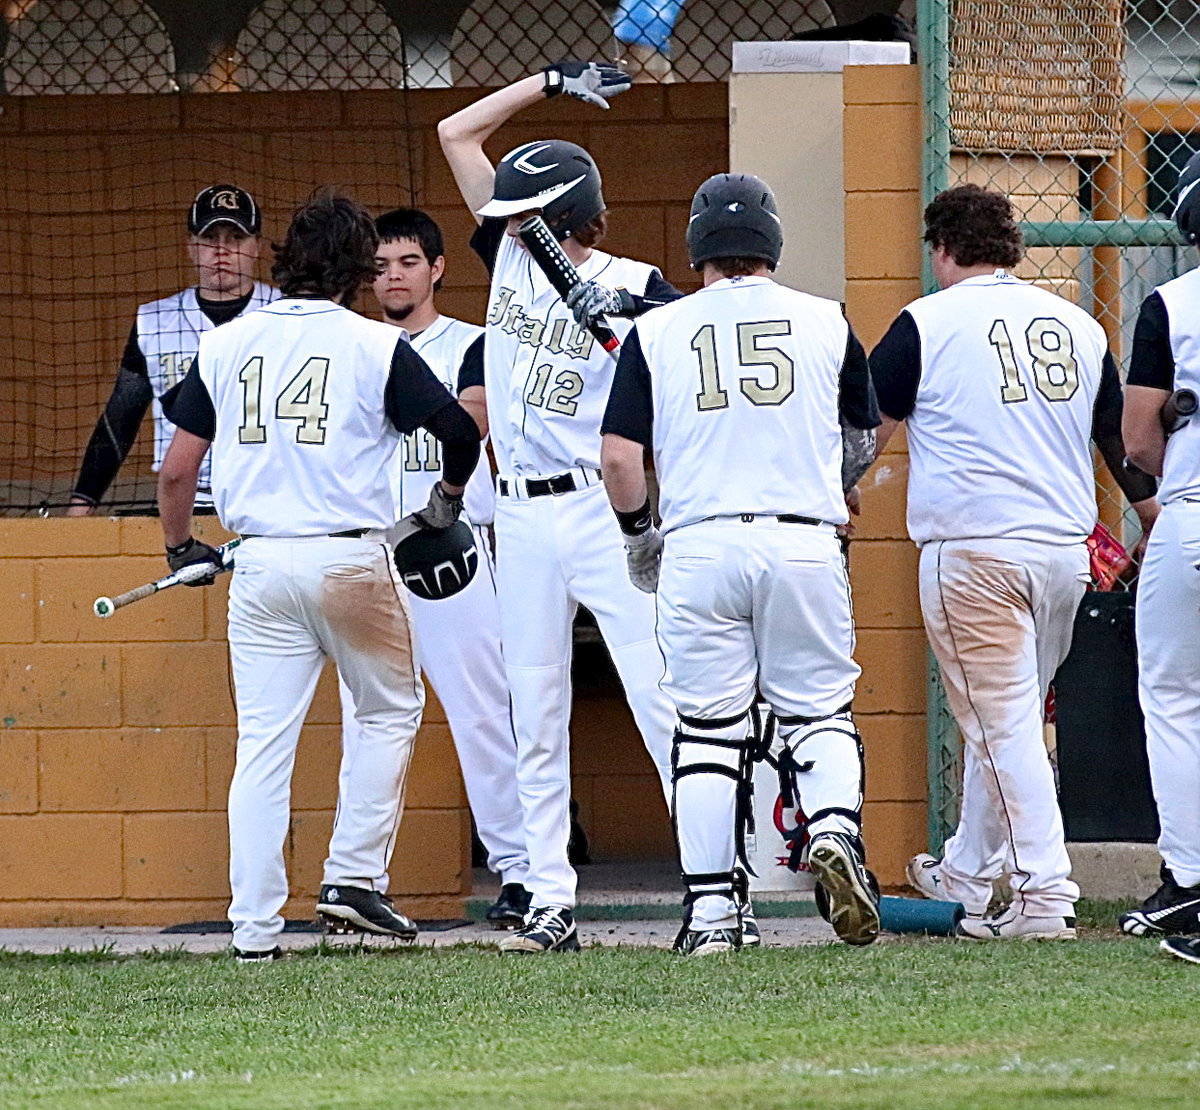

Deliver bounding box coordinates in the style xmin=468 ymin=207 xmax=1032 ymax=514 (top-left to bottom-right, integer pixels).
xmin=869 ymin=184 xmax=1157 ymax=940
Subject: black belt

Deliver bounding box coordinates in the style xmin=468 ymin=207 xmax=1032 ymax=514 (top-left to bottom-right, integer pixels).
xmin=730 ymin=513 xmax=825 ymax=526
xmin=498 ymin=470 xmax=601 ymax=498
xmin=241 ymin=528 xmax=369 ymax=539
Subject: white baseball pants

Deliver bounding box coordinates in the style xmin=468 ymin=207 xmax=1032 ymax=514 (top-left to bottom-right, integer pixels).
xmin=1136 ymin=500 xmax=1200 ymax=888
xmin=226 ymin=536 xmax=423 ymax=952
xmin=494 ymin=478 xmax=675 ymax=910
xmin=656 ymin=517 xmax=863 ymax=930
xmin=920 ymin=537 xmax=1088 ymax=917
xmin=338 ymin=525 xmax=527 ymax=887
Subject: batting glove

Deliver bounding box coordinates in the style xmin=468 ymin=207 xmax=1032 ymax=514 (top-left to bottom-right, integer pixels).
xmin=543 ymin=60 xmax=632 ymax=109
xmin=165 ymin=537 xmax=222 ymax=586
xmin=623 ymin=527 xmax=663 ymax=593
xmin=565 ymin=281 xmax=628 ymax=329
xmin=414 ymin=481 xmax=465 ymax=531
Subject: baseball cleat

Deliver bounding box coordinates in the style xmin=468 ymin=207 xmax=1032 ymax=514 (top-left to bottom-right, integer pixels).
xmin=232 ymin=945 xmax=282 ymax=963
xmin=498 ymin=905 xmax=581 ymax=953
xmin=956 ymin=907 xmax=1076 ymax=940
xmin=674 ymin=927 xmax=740 ymax=956
xmin=906 ymin=853 xmax=957 ymax=902
xmin=1160 ymin=936 xmax=1200 ymax=965
xmin=740 ymin=901 xmax=761 ymax=948
xmin=1119 ymin=865 xmax=1200 ymax=937
xmin=807 ymin=831 xmax=881 ymax=947
xmin=485 ymin=882 xmax=533 ymax=930
xmin=316 ymin=884 xmax=419 ymax=941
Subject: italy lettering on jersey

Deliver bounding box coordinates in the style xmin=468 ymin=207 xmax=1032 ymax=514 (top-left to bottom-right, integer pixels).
xmin=484 ymin=236 xmax=656 ymax=476
xmin=634 ymin=276 xmax=849 ymax=534
xmin=197 ymin=299 xmax=404 ymax=536
xmin=1154 ymin=268 xmax=1200 ymax=504
xmin=137 ymin=281 xmax=278 ymax=495
xmin=903 ymin=272 xmax=1107 ymax=545
xmin=397 ymin=315 xmax=494 ymax=524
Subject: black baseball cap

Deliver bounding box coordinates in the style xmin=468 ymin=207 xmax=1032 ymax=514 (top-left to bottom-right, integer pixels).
xmin=188 ymin=184 xmax=261 ymax=236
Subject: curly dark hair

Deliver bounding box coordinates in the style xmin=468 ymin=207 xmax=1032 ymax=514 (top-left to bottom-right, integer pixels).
xmin=272 ymin=188 xmax=379 ymax=303
xmin=923 ymin=184 xmax=1024 ymax=268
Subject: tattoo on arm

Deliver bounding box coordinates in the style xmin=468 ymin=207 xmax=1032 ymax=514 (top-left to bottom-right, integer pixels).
xmin=841 ymin=421 xmax=876 ymax=493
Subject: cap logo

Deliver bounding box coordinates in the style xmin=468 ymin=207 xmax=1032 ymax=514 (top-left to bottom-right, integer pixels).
xmin=511 ymin=143 xmax=559 ymax=176
xmin=213 ymin=189 xmax=240 ymax=210
xmin=726 ymin=201 xmax=744 ymax=213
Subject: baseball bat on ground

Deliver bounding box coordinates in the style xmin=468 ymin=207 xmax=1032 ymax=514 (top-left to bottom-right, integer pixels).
xmin=516 ymin=215 xmax=620 ymax=354
xmin=1161 ymin=387 xmax=1198 ymax=434
xmin=93 ymin=538 xmax=241 ymax=618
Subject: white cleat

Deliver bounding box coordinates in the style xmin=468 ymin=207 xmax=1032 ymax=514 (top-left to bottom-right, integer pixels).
xmin=957 ymin=907 xmax=1076 ymax=941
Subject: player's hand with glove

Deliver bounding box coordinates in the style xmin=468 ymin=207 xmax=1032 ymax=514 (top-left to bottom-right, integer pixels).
xmin=165 ymin=536 xmax=223 ymax=586
xmin=543 ymin=60 xmax=631 ymax=109
xmin=414 ymin=481 xmax=465 ymax=531
xmin=566 ymin=281 xmax=631 ymax=330
xmin=624 ymin=526 xmax=664 ymax=593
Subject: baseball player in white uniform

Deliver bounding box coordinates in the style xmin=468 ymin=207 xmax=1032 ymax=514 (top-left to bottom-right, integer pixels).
xmin=69 ymin=185 xmax=278 ymax=514
xmin=157 ymin=190 xmax=481 ymax=961
xmin=439 ymin=62 xmax=704 ymax=954
xmin=601 ymin=174 xmax=882 ymax=953
xmin=870 ymin=184 xmax=1158 ymax=940
xmin=1120 ymin=151 xmax=1200 ymax=962
xmin=336 ymin=206 xmax=531 ymax=927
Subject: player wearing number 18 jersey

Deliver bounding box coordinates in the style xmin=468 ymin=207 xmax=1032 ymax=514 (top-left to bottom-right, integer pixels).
xmin=870 ymin=184 xmax=1157 ymax=940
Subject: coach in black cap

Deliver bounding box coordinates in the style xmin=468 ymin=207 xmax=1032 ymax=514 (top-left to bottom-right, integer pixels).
xmin=68 ymin=184 xmax=278 ymax=514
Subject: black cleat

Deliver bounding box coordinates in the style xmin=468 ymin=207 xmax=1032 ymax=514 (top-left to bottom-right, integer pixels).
xmin=232 ymin=945 xmax=282 ymax=963
xmin=674 ymin=927 xmax=740 ymax=956
xmin=807 ymin=831 xmax=881 ymax=947
xmin=1119 ymin=865 xmax=1200 ymax=937
xmin=1161 ymin=935 xmax=1200 ymax=965
xmin=499 ymin=905 xmax=581 ymax=953
xmin=485 ymin=883 xmax=532 ymax=930
xmin=316 ymin=884 xmax=419 ymax=941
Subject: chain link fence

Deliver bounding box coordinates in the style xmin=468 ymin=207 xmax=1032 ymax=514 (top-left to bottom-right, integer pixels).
xmin=920 ymin=0 xmax=1199 ymax=849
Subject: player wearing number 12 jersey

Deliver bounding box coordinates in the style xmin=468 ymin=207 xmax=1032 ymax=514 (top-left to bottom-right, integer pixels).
xmin=869 ymin=184 xmax=1157 ymax=940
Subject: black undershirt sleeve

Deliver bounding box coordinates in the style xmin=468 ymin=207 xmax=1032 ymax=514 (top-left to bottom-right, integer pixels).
xmin=600 ymin=328 xmax=653 ymax=447
xmin=160 ymin=359 xmax=216 ymax=441
xmin=1091 ymin=350 xmax=1157 ymax=504
xmin=457 ymin=335 xmax=484 ymax=392
xmin=868 ymin=310 xmax=922 ymax=420
xmin=616 ymin=270 xmax=684 ymax=317
xmin=839 ymin=328 xmax=881 ymax=430
xmin=72 ymin=323 xmax=153 ymax=503
xmin=384 ymin=338 xmax=456 ymax=435
xmin=1127 ymin=292 xmax=1175 ymax=391
xmin=422 ymin=402 xmax=481 ymax=488
xmin=469 ymin=218 xmax=507 ymax=276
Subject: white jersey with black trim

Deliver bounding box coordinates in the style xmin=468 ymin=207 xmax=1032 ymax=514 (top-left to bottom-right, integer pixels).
xmin=197 ymin=299 xmax=404 ymax=536
xmin=398 ymin=315 xmax=493 ymax=524
xmin=137 ymin=281 xmax=278 ymax=490
xmin=484 ymin=235 xmax=656 ymax=475
xmin=636 ymin=276 xmax=850 ymax=534
xmin=902 ymin=272 xmax=1107 ymax=545
xmin=1154 ymin=267 xmax=1200 ymax=504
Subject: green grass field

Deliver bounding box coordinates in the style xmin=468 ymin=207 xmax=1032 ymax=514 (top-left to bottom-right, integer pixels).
xmin=2 ymin=908 xmax=1198 ymax=1110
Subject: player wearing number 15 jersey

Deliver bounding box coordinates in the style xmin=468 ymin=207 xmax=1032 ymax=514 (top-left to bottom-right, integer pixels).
xmin=869 ymin=184 xmax=1157 ymax=941
xmin=158 ymin=191 xmax=481 ymax=959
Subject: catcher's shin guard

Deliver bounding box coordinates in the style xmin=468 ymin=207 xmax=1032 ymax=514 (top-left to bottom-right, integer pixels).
xmin=770 ymin=704 xmax=865 ymax=871
xmin=674 ymin=867 xmax=751 ymax=951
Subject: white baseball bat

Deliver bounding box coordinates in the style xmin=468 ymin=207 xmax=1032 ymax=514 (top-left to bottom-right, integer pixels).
xmin=93 ymin=538 xmax=242 ymax=618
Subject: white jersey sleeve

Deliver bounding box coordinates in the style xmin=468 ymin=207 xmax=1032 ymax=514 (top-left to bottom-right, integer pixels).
xmin=900 ymin=272 xmax=1107 ymax=545
xmin=400 ymin=316 xmax=494 ymax=524
xmin=627 ymin=276 xmax=850 ymax=534
xmin=482 ymin=233 xmax=659 ymax=476
xmin=1154 ymin=268 xmax=1200 ymax=505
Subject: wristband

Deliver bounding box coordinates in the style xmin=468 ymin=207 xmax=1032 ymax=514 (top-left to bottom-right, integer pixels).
xmin=615 ymin=498 xmax=653 ymax=536
xmin=166 ymin=538 xmax=196 ymax=557
xmin=543 ymin=67 xmax=564 ymax=98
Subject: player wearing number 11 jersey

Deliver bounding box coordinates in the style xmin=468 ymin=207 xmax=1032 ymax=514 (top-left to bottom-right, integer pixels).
xmin=869 ymin=184 xmax=1157 ymax=940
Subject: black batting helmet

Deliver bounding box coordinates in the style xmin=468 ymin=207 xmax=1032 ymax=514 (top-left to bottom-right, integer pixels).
xmin=393 ymin=521 xmax=478 ymax=601
xmin=477 ymin=140 xmax=605 ymax=240
xmin=1174 ymin=151 xmax=1200 ymax=245
xmin=686 ymin=173 xmax=783 ymax=271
